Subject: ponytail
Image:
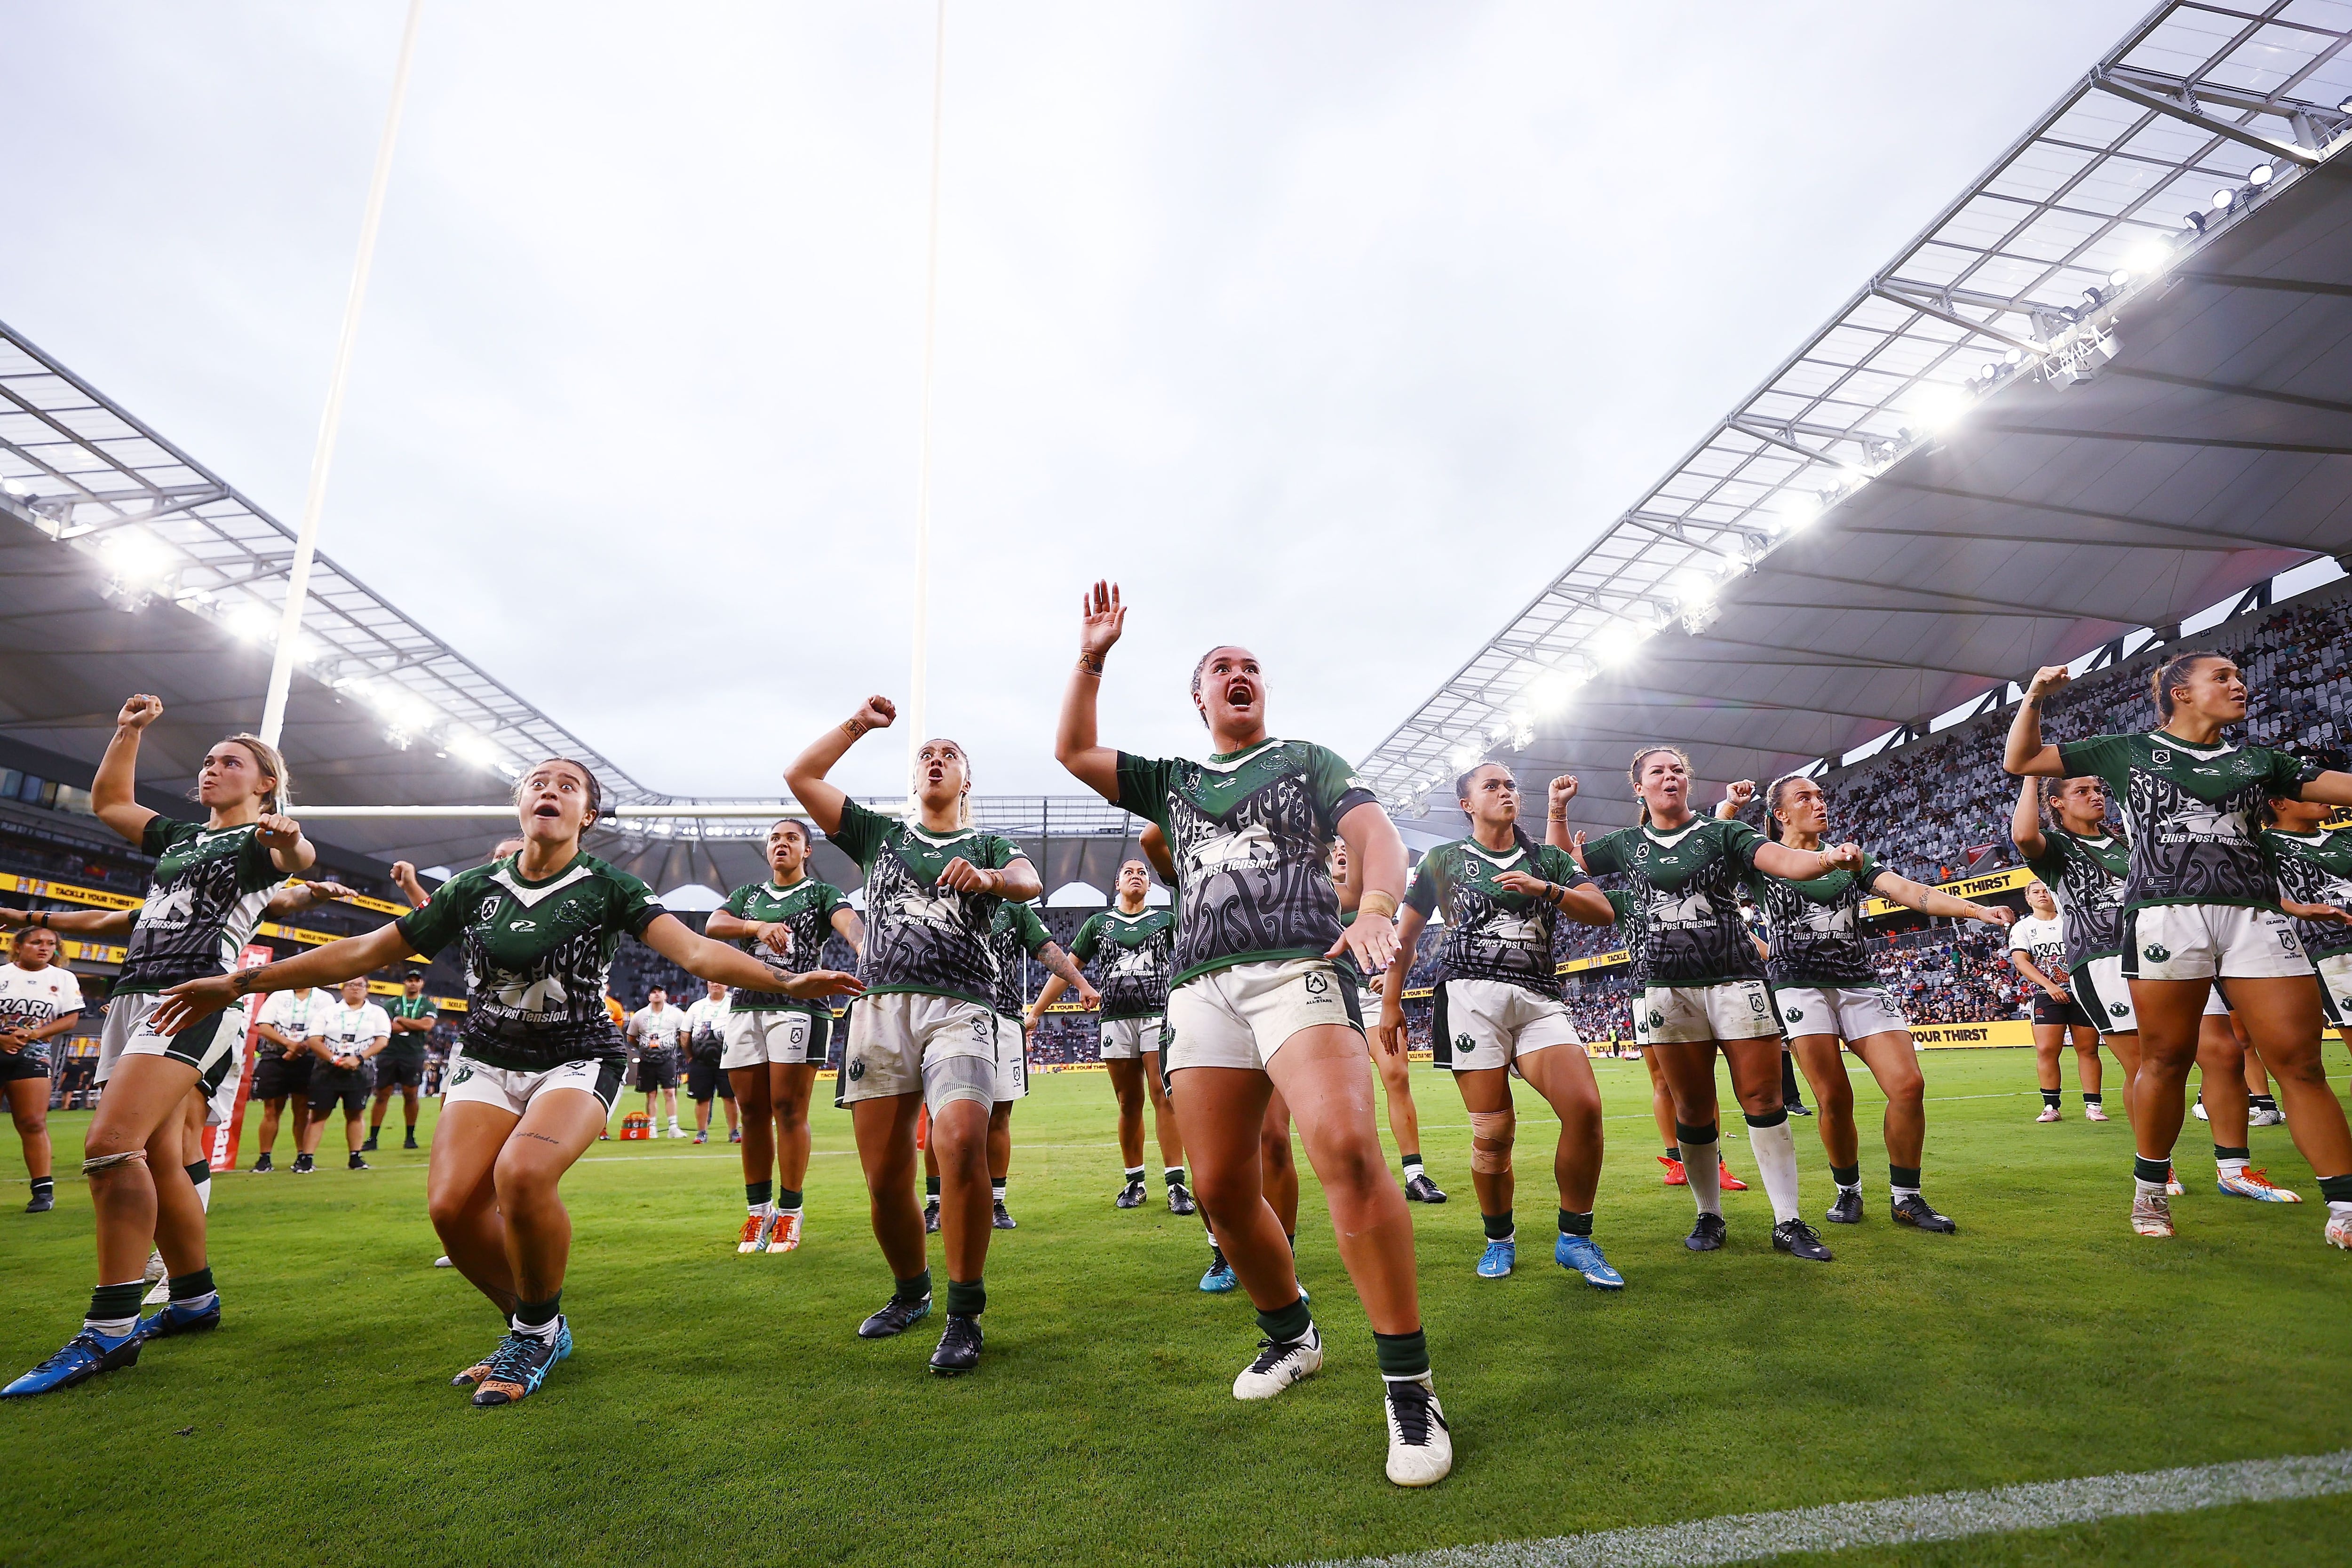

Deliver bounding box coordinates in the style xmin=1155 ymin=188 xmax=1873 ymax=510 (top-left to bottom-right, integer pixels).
xmin=2148 ymin=650 xmax=2222 ymax=722
xmin=1760 ymin=772 xmax=1808 ymax=843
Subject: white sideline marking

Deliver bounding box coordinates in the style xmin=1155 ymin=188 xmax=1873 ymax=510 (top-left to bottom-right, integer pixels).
xmin=1287 ymin=1450 xmax=2352 ymax=1568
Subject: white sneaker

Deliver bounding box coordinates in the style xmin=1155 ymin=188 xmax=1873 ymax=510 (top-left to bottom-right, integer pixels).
xmin=433 ymin=1256 xmax=454 ymax=1268
xmin=2131 ymin=1190 xmax=2174 ymax=1238
xmin=142 ymin=1248 xmax=167 ymax=1284
xmin=2327 ymin=1209 xmax=2352 ymax=1250
xmin=2166 ymin=1166 xmax=2186 ymax=1197
xmin=2250 ymin=1106 xmax=2286 ymax=1128
xmin=1383 ymin=1375 xmax=1453 ymax=1487
xmin=2035 ymin=1105 xmax=2061 ymax=1123
xmin=2193 ymin=1101 xmax=2209 ymax=1122
xmin=668 ymin=1125 xmax=688 ymax=1138
xmin=2084 ymin=1104 xmax=2110 ymax=1123
xmin=1233 ymin=1325 xmax=1322 ymax=1401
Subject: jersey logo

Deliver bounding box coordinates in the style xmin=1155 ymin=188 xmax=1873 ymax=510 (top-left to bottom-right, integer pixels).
xmin=2152 ymin=749 xmax=2172 ymax=766
xmin=509 ymin=919 xmax=537 ymax=931
xmin=2143 ymin=942 xmax=2171 ymax=963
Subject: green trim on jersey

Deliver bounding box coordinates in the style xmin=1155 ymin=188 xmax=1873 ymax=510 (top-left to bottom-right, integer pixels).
xmin=378 ymin=993 xmax=439 ymax=1067
xmin=2057 ymin=732 xmax=2314 ymax=911
xmin=1114 ymin=739 xmax=1378 ymax=990
xmin=828 ymin=800 xmax=1023 ymax=1011
xmin=1580 ymin=817 xmax=1766 ymax=987
xmin=394 ymin=852 xmax=664 ymax=1074
xmin=719 ymin=876 xmax=850 ymax=1014
xmin=989 ymin=901 xmax=1054 ymax=1018
xmin=2262 ymin=824 xmax=2352 ymax=960
xmin=1746 ymin=853 xmax=1887 ymax=989
xmin=1072 ymin=907 xmax=1175 ymax=1020
xmin=2022 ymin=828 xmax=2130 ymax=968
xmin=1405 ymin=836 xmax=1582 ymax=998
xmin=112 ymin=816 xmax=285 ymax=997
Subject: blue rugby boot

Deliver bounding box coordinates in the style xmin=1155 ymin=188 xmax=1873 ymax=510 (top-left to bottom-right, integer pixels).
xmin=470 ymin=1319 xmax=572 ymax=1407
xmin=132 ymin=1297 xmax=222 ymax=1342
xmin=3 ymin=1328 xmax=140 ymax=1397
xmin=1198 ymin=1247 xmax=1238 ymax=1293
xmin=1555 ymin=1233 xmax=1624 ymax=1290
xmin=1475 ymin=1238 xmax=1515 ymax=1279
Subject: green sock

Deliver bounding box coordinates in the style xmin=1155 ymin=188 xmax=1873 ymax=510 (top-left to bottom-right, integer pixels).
xmin=2319 ymin=1174 xmax=2352 ymax=1203
xmin=746 ymin=1179 xmax=773 ymax=1209
xmin=2134 ymin=1154 xmax=2172 ymax=1184
xmin=1481 ymin=1210 xmax=1514 ymax=1242
xmin=1373 ymin=1327 xmax=1430 ymax=1380
xmin=85 ymin=1281 xmax=144 ymax=1330
xmin=776 ymin=1187 xmax=802 ymax=1214
xmin=1163 ymin=1167 xmax=1185 ymax=1188
xmin=945 ymin=1278 xmax=986 ymax=1316
xmin=167 ymin=1266 xmax=215 ymax=1302
xmin=1255 ymin=1295 xmax=1313 ymax=1344
xmin=1830 ymin=1162 xmax=1861 ymax=1188
xmin=924 ymin=1175 xmax=941 ymax=1200
xmin=1401 ymin=1152 xmax=1423 ymax=1176
xmin=1557 ymin=1209 xmax=1592 ymax=1238
xmin=894 ymin=1269 xmax=932 ymax=1305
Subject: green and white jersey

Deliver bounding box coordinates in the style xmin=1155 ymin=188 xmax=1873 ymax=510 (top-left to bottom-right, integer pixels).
xmin=2022 ymin=828 xmax=2130 ymax=969
xmin=1747 ymin=853 xmax=1889 ymax=989
xmin=2057 ymin=733 xmax=2316 ymax=911
xmin=394 ymin=852 xmax=664 ymax=1073
xmin=1405 ymin=836 xmax=1582 ymax=998
xmin=1581 ymin=817 xmax=1767 ymax=987
xmin=1071 ymin=907 xmax=1175 ymax=1020
xmin=1114 ymin=739 xmax=1379 ymax=989
xmin=828 ymin=800 xmax=1024 ymax=1011
xmin=380 ymin=994 xmax=438 ymax=1066
xmin=989 ymin=901 xmax=1053 ymax=1019
xmin=719 ymin=876 xmax=851 ymax=1014
xmin=113 ymin=816 xmax=286 ymax=997
xmin=2262 ymin=824 xmax=2352 ymax=961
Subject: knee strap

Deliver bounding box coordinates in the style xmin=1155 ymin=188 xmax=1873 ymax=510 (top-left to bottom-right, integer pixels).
xmin=1468 ymin=1109 xmax=1514 ymax=1173
xmin=83 ymin=1150 xmax=148 ymax=1176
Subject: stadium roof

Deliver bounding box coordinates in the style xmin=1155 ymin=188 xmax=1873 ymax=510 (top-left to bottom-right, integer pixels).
xmin=1367 ymin=0 xmax=2352 ymax=835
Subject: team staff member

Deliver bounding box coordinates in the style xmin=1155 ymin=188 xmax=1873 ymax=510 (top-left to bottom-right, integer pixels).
xmin=5 ymin=695 xmax=314 ymax=1399
xmin=2008 ymin=883 xmax=2099 ymax=1122
xmin=2006 ymin=652 xmax=2352 ymax=1246
xmin=787 ymin=710 xmax=1041 ymax=1377
xmin=366 ymin=971 xmax=438 ymax=1152
xmin=682 ymin=980 xmax=739 ymax=1146
xmin=251 ymin=986 xmax=327 ymax=1172
xmin=627 ymin=988 xmax=690 ymax=1139
xmin=705 ymin=820 xmax=863 ymax=1253
xmin=1034 ymin=861 xmax=1182 ymax=1211
xmin=308 ymin=978 xmax=389 ymax=1172
xmin=147 ymin=758 xmax=858 ymax=1406
xmin=1056 ymin=583 xmax=1450 ymax=1488
xmin=0 ymin=926 xmax=83 ymax=1214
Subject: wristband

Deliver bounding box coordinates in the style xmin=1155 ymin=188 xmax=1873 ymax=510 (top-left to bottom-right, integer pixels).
xmin=1358 ymin=891 xmax=1398 ymax=920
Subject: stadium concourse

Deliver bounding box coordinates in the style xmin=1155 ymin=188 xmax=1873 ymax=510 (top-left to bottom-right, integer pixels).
xmin=9 ymin=1 xmax=2352 ymax=1564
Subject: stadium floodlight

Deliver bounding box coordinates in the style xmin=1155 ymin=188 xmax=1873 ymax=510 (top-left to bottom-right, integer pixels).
xmin=0 ymin=476 xmax=27 ymax=498
xmin=2249 ymin=162 xmax=2275 ymax=187
xmin=1449 ymin=744 xmax=1482 ymax=771
xmin=2211 ymin=187 xmax=2235 ymax=211
xmin=1905 ymin=382 xmax=1974 ymax=434
xmin=1529 ymin=669 xmax=1580 ymax=712
xmin=225 ymin=604 xmax=276 ymax=642
xmin=2122 ymin=237 xmax=2173 ymax=277
xmin=448 ymin=732 xmax=500 ymax=771
xmin=1774 ymin=493 xmax=1822 ymax=532
xmin=1508 ymin=712 xmax=1535 ymax=750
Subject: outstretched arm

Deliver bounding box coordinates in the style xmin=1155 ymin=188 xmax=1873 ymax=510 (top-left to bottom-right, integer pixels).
xmin=0 ymin=906 xmax=134 ymax=938
xmin=638 ymin=912 xmax=865 ymax=1000
xmin=1054 ymin=581 xmax=1125 ymax=802
xmin=151 ymin=921 xmax=419 ymax=1034
xmin=1869 ymin=870 xmax=2014 ymax=927
xmin=1492 ymin=870 xmax=1616 ymax=926
xmin=91 ymin=694 xmax=164 ymax=848
xmin=2296 ymin=770 xmax=2352 ymax=808
xmin=2003 ymin=666 xmax=2070 ymax=777
xmin=1752 ymin=840 xmax=1864 ymax=881
xmin=784 ymin=696 xmax=896 ymax=837
xmin=2010 ymin=777 xmax=2048 ymax=861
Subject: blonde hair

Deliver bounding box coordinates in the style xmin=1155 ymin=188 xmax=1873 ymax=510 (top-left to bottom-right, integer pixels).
xmin=1628 ymin=745 xmax=1691 ymax=827
xmin=910 ymin=738 xmax=974 ymax=828
xmin=222 ymin=733 xmax=290 ymax=813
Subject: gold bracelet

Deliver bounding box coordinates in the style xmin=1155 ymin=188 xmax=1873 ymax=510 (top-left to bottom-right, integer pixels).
xmin=1358 ymin=891 xmax=1399 ymax=920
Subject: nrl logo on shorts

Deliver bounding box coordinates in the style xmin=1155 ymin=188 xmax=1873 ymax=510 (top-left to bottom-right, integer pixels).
xmin=1303 ymin=971 xmax=1329 ymax=996
xmin=2143 ymin=942 xmax=2170 ymax=963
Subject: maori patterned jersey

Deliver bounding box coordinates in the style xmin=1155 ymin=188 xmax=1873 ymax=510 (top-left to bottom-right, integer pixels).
xmin=828 ymin=800 xmax=1024 ymax=1011
xmin=1071 ymin=907 xmax=1174 ymax=1020
xmin=2057 ymin=733 xmax=2315 ymax=911
xmin=395 ymin=852 xmax=664 ymax=1072
xmin=989 ymin=901 xmax=1054 ymax=1018
xmin=720 ymin=877 xmax=851 ymax=1014
xmin=2023 ymin=828 xmax=2130 ymax=969
xmin=114 ymin=816 xmax=285 ymax=996
xmin=1746 ymin=853 xmax=1887 ymax=989
xmin=1580 ymin=818 xmax=1767 ymax=988
xmin=2261 ymin=824 xmax=2352 ymax=961
xmin=1115 ymin=740 xmax=1380 ymax=989
xmin=1405 ymin=837 xmax=1583 ymax=998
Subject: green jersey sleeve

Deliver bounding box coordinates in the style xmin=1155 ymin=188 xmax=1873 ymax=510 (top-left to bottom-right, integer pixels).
xmin=828 ymin=800 xmax=890 ymax=869
xmin=2264 ymin=747 xmax=2320 ymax=797
xmin=820 ymin=883 xmax=851 ymax=923
xmin=1011 ymin=900 xmax=1052 ymax=955
xmin=1535 ymin=844 xmax=1581 ymax=885
xmin=606 ymin=866 xmax=664 ymax=939
xmin=1071 ymin=914 xmax=1104 ymax=963
xmin=1113 ymin=753 xmax=1176 ymax=828
xmin=1717 ymin=818 xmax=1766 ymax=872
xmin=1580 ymin=829 xmax=1631 ymax=877
xmin=1304 ymin=743 xmax=1380 ymax=834
xmin=140 ymin=815 xmax=183 ymax=859
xmin=395 ymin=869 xmax=475 ymax=958
xmin=1403 ymin=853 xmax=1442 ymax=916
xmin=2056 ymin=734 xmax=2132 ymax=787
xmin=721 ymin=884 xmax=753 ymax=918
xmin=983 ymin=834 xmax=1023 ymax=873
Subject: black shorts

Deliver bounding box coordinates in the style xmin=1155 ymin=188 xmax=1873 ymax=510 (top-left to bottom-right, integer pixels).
xmin=373 ymin=1053 xmax=425 ymax=1090
xmin=251 ymin=1051 xmax=313 ymax=1101
xmin=2032 ymin=991 xmax=2095 ymax=1029
xmin=310 ymin=1076 xmax=371 ymax=1116
xmin=635 ymin=1054 xmax=679 ymax=1091
xmin=0 ymin=1052 xmax=51 ymax=1084
xmin=687 ymin=1056 xmax=734 ymax=1101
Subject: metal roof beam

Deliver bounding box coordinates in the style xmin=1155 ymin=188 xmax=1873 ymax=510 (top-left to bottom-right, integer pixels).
xmin=2108 ymin=365 xmax=2352 ymax=418
xmin=2089 ymin=67 xmax=2323 ymax=168
xmin=1869 ymin=282 xmax=2046 ymax=356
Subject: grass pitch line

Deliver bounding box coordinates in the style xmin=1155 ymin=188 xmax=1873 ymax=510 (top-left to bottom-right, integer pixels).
xmin=1288 ymin=1450 xmax=2352 ymax=1568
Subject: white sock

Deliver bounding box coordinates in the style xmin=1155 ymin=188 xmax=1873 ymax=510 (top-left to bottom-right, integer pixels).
xmin=992 ymin=1180 xmax=1008 ymax=1201
xmin=1684 ymin=1142 xmax=1724 ymax=1217
xmin=177 ymin=1289 xmax=220 ymax=1313
xmin=1890 ymin=1183 xmax=1921 ymax=1200
xmin=2329 ymin=1200 xmax=2352 ymax=1216
xmin=2135 ymin=1177 xmax=2169 ymax=1199
xmin=194 ymin=1176 xmax=213 ymax=1213
xmin=2217 ymin=1156 xmax=2250 ymax=1178
xmin=747 ymin=1199 xmax=771 ymax=1217
xmin=511 ymin=1313 xmax=561 ymax=1344
xmin=1747 ymin=1116 xmax=1803 ymax=1225
xmin=86 ymin=1313 xmax=138 ymax=1337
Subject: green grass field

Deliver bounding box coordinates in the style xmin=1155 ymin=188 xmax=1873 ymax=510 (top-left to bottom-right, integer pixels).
xmin=4 ymin=1048 xmax=2350 ymax=1568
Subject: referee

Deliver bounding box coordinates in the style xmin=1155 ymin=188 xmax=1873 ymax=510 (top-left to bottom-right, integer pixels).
xmin=365 ymin=969 xmax=438 ymax=1152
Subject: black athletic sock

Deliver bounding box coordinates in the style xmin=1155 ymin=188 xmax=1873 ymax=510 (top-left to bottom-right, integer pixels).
xmin=776 ymin=1187 xmax=803 ymax=1214
xmin=1256 ymin=1295 xmax=1313 ymax=1344
xmin=924 ymin=1175 xmax=942 ymax=1200
xmin=183 ymin=1157 xmax=210 ymax=1187
xmin=85 ymin=1281 xmax=144 ymax=1335
xmin=1284 ymin=1232 xmax=1296 ymax=1254
xmin=512 ymin=1292 xmax=561 ymax=1341
xmin=168 ymin=1267 xmax=215 ymax=1304
xmin=746 ymin=1179 xmax=773 ymax=1208
xmin=1830 ymin=1162 xmax=1861 ymax=1189
xmin=2042 ymin=1089 xmax=2062 ymax=1109
xmin=2251 ymin=1094 xmax=2278 ymax=1113
xmin=2134 ymin=1154 xmax=2172 ymax=1185
xmin=1481 ymin=1210 xmax=1514 ymax=1242
xmin=1373 ymin=1327 xmax=1430 ymax=1381
xmin=1163 ymin=1166 xmax=1185 ymax=1188
xmin=30 ymin=1177 xmax=53 ymax=1199
xmin=894 ymin=1268 xmax=932 ymax=1305
xmin=2083 ymin=1091 xmax=2102 ymax=1106
xmin=1557 ymin=1209 xmax=1592 ymax=1238
xmin=2318 ymin=1174 xmax=2352 ymax=1205
xmin=945 ymin=1277 xmax=985 ymax=1316
xmin=1780 ymin=1053 xmax=1804 ymax=1105
xmin=1890 ymin=1164 xmax=1922 ymax=1194
xmin=1664 ymin=1145 xmax=1681 ymax=1161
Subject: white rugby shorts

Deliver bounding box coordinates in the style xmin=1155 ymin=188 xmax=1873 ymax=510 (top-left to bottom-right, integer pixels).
xmin=2122 ymin=905 xmax=2311 ymax=982
xmin=1098 ymin=1014 xmax=1165 ymax=1062
xmin=1640 ymin=978 xmax=1777 ymax=1045
xmin=1164 ymin=958 xmax=1361 ymax=1075
xmin=721 ymin=1008 xmax=827 ymax=1069
xmin=838 ymin=992 xmax=998 ymax=1111
xmin=1433 ymin=976 xmax=1581 ymax=1073
xmin=993 ymin=1013 xmax=1028 ymax=1103
xmin=1773 ymin=985 xmax=1907 ymax=1043
xmin=441 ymin=1054 xmax=625 ymax=1116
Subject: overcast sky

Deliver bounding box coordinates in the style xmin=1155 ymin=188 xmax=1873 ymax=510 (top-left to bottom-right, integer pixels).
xmin=5 ymin=0 xmax=2151 ymax=799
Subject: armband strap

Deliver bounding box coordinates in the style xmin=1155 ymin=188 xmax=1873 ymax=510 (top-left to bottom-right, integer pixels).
xmin=1357 ymin=891 xmax=1398 ymax=921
